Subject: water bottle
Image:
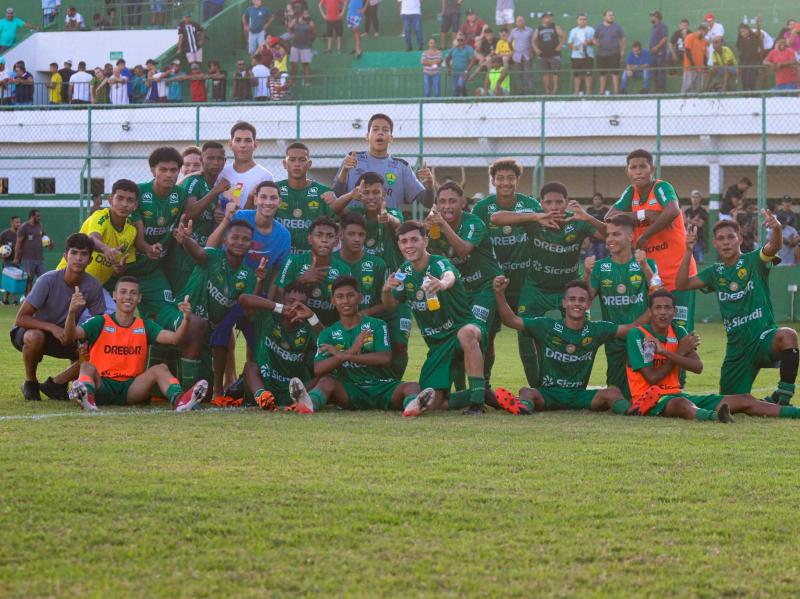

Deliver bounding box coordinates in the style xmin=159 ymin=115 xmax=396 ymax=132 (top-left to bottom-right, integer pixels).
xmin=428 ymin=208 xmax=441 ymax=239
xmin=231 ymin=181 xmax=244 ymax=206
xmin=642 ymin=338 xmax=656 ymax=363
xmin=423 ymin=276 xmax=441 ymax=311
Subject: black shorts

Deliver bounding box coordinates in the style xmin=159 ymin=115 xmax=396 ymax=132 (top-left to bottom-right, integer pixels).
xmin=596 ymin=54 xmax=620 ymax=74
xmin=440 ymin=12 xmax=460 ymax=33
xmin=10 ymin=326 xmax=78 ymax=361
xmin=571 ymin=57 xmax=593 ymax=75
xmin=325 ymin=19 xmax=343 ymax=37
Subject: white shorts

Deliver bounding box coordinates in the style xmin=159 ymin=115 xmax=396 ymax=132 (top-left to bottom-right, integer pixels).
xmin=290 ymin=47 xmax=313 ymax=63
xmin=495 ymin=8 xmax=514 ymax=25
xmin=185 ymin=49 xmax=203 ymax=64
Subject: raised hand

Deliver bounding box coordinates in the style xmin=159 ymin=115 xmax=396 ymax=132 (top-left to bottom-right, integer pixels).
xmin=761 ymin=208 xmax=780 ymax=230
xmin=214 ymin=177 xmax=231 ymax=195
xmin=422 ymin=275 xmax=443 ymax=294
xmin=103 ymin=245 xmax=122 ymax=265
xmin=417 ymin=160 xmax=433 ymax=189
xmin=255 ymin=257 xmax=269 ymax=281
xmin=566 ymin=200 xmax=587 ymax=221
xmin=685 ymin=224 xmax=698 ymax=249
xmin=493 ymin=275 xmax=510 ymax=293
xmin=536 ymin=212 xmax=564 ymax=230
xmin=225 ymin=200 xmax=238 ymax=220
xmin=634 ymin=249 xmax=647 ymax=263
xmin=173 ymin=216 xmax=193 ymax=245
xmin=178 ymin=295 xmax=192 ymax=318
xmin=290 ymin=302 xmax=315 ymax=323
xmin=583 ymin=255 xmax=596 ymax=272
xmin=341 ymin=151 xmax=357 ymax=171
xmin=69 ymin=285 xmax=86 ymax=315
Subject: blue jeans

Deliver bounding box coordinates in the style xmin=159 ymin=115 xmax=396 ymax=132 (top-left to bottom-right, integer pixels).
xmin=402 ymin=14 xmax=423 ymax=50
xmin=651 ymin=52 xmax=667 ymax=91
xmin=451 ymin=73 xmax=468 ymax=96
xmin=423 ymin=73 xmax=441 ymax=97
xmin=621 ymin=68 xmax=651 ymax=92
xmin=692 ymin=243 xmax=705 ymax=265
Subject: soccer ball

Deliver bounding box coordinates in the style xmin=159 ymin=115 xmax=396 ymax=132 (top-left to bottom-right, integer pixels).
xmin=42 ymin=235 xmax=51 ymax=247
xmin=0 ymin=244 xmax=11 ymax=258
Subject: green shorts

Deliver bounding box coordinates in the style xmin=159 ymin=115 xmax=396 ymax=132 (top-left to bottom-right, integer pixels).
xmin=517 ymin=284 xmax=563 ymax=318
xmin=491 ymin=288 xmax=519 ymax=334
xmin=604 ymin=338 xmax=629 ymax=397
xmin=537 ymin=387 xmax=597 ymax=410
xmin=96 ymin=376 xmax=136 ymax=406
xmin=384 ymin=303 xmax=412 ymax=347
xmin=670 ymin=288 xmax=695 ymax=331
xmin=649 ymin=392 xmax=724 ymax=416
xmin=719 ymin=328 xmax=778 ymax=395
xmin=420 ymin=334 xmax=463 ymax=391
xmin=342 ymin=379 xmax=403 ymax=410
xmin=467 ymin=284 xmax=495 ymax=335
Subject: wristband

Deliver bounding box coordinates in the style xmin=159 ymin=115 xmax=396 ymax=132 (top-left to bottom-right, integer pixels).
xmin=273 ymin=303 xmax=284 ymax=314
xmin=307 ymin=314 xmax=320 ymax=327
xmin=637 ymin=209 xmax=646 ymax=221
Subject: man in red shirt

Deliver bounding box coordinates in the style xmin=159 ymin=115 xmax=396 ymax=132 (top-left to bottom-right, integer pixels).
xmin=189 ymin=62 xmax=207 ymax=102
xmin=459 ymin=9 xmax=486 ymax=48
xmin=319 ymin=0 xmax=344 ymax=53
xmin=763 ymin=37 xmax=799 ymax=90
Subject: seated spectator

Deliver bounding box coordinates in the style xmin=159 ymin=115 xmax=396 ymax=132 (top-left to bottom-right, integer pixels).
xmin=476 ymin=56 xmax=509 ymax=96
xmin=252 ymin=53 xmax=270 ymax=100
xmin=763 ymin=37 xmax=799 ymax=90
xmin=12 ymin=233 xmax=105 ymax=402
xmin=473 ymin=26 xmax=496 ymax=71
xmin=93 ymin=12 xmax=111 ymax=30
xmin=64 ymin=6 xmax=85 ymax=30
xmin=621 ymin=41 xmax=651 ymax=93
xmin=208 ymin=60 xmax=228 ymax=101
xmin=421 ymin=37 xmax=443 ymax=97
xmin=709 ymin=36 xmax=737 ymax=91
xmin=459 ymin=8 xmax=486 ymax=48
xmin=232 ymin=59 xmax=253 ymax=100
xmin=269 ymin=66 xmax=291 ymax=99
xmin=494 ymin=27 xmax=512 ymax=68
xmin=776 ymin=195 xmax=797 ymax=229
xmin=778 ymin=223 xmax=800 ymax=266
xmin=130 ymin=65 xmax=148 ymax=103
xmin=683 ymin=190 xmax=709 ymax=264
xmin=736 ymin=23 xmax=763 ymax=91
xmin=720 ymin=176 xmax=752 ymax=216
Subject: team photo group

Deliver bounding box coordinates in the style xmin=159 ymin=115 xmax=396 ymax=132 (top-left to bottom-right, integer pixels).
xmin=12 ymin=113 xmax=799 ymax=422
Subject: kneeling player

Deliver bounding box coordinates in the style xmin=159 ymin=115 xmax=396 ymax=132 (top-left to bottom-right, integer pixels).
xmin=289 ymin=276 xmax=433 ymax=413
xmin=64 ymin=276 xmax=207 ymax=411
xmin=494 ymin=277 xmax=638 ymax=415
xmin=625 ymin=290 xmax=800 ymax=421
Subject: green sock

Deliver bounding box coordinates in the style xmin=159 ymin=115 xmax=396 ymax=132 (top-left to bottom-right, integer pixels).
xmin=451 ymin=361 xmax=466 ymax=391
xmin=166 ymin=383 xmax=183 ymax=404
xmin=612 ymin=399 xmax=631 ymax=415
xmin=83 ymin=382 xmax=96 ymax=396
xmin=468 ymin=376 xmax=485 ymax=405
xmin=390 ymin=353 xmax=409 ymax=380
xmin=402 ymin=394 xmax=417 ymax=409
xmin=448 ymin=390 xmax=472 ymax=409
xmin=179 ymin=358 xmax=201 ymax=390
xmin=694 ymin=408 xmax=717 ymax=422
xmin=520 ymin=398 xmax=535 ymax=413
xmin=149 ymin=344 xmax=178 ymax=371
xmin=775 ymin=382 xmax=796 ymax=405
xmin=779 ymin=405 xmax=800 ymax=419
xmin=309 ymin=388 xmax=327 ymax=410
xmin=518 ymin=332 xmax=540 ymax=387
xmin=254 ymin=387 xmax=266 ymax=397
xmin=484 ymin=349 xmax=495 ymax=382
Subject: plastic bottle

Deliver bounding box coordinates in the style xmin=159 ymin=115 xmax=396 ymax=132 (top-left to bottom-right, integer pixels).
xmin=428 ymin=208 xmax=441 ymax=239
xmin=642 ymin=339 xmax=656 ymax=363
xmin=231 ymin=182 xmax=244 ymax=204
xmin=423 ymin=276 xmax=441 ymax=311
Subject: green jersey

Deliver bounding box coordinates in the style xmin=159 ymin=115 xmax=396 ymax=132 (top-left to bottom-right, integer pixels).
xmin=426 ymin=212 xmax=502 ymax=292
xmin=276 ymin=179 xmax=333 ymax=253
xmin=276 ymin=251 xmax=352 ymax=326
xmin=590 ymin=256 xmax=658 ymax=324
xmin=334 ymin=250 xmax=387 ymax=311
xmin=252 ymin=310 xmax=316 ymax=389
xmin=181 ymin=247 xmax=256 ymax=325
xmin=696 ymin=249 xmax=777 ymax=347
xmin=166 ymin=174 xmax=219 ymax=281
xmin=391 ymin=254 xmax=472 ymax=344
xmin=315 ymin=316 xmax=394 ymax=386
xmin=350 ymin=207 xmax=405 ymax=272
xmin=526 ymin=217 xmax=596 ymax=292
xmin=471 ymin=193 xmax=543 ymax=292
xmin=129 ymin=181 xmax=188 ymax=276
xmin=521 ymin=316 xmax=618 ymax=389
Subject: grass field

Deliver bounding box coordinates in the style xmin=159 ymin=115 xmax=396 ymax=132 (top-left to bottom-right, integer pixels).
xmin=1 ymin=303 xmax=799 ymax=597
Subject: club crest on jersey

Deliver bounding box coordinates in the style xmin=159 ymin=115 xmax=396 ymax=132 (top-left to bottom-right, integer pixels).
xmin=416 ymin=290 xmax=425 ymax=300
xmin=235 ymin=281 xmax=245 ymax=290
xmin=581 ymin=337 xmax=592 ymax=346
xmin=292 ymin=208 xmax=302 ymax=218
xmin=312 ymin=288 xmax=322 ymax=298
xmin=737 ymin=268 xmax=748 ymax=280
xmin=295 ymin=336 xmax=306 ymax=347
xmin=362 ymin=275 xmax=374 ymax=287
xmin=405 ymin=282 xmax=414 ymax=291
xmin=566 ymin=344 xmax=576 ymax=354
xmin=502 ymin=226 xmax=512 ymax=235
xmin=551 ymin=336 xmax=562 ymax=346
xmin=281 ymin=341 xmax=290 ymax=349
xmin=616 ymin=284 xmax=626 ymax=294
xmin=308 ymin=199 xmax=320 ymax=208
xmin=171 ymin=208 xmax=178 ymax=216
xmin=385 ymin=172 xmax=397 ymax=186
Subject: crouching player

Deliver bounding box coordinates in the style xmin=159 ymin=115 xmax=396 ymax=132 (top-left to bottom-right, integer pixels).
xmin=239 ymin=282 xmax=322 ymax=409
xmin=64 ymin=276 xmax=207 ymax=411
xmin=625 ymin=290 xmax=800 ymax=421
xmin=493 ymin=276 xmax=637 ymax=415
xmin=288 ymin=276 xmax=433 ymax=413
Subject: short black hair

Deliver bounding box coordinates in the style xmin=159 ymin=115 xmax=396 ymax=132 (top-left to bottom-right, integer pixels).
xmin=230 ymin=121 xmax=257 ymax=139
xmin=626 ymin=149 xmax=654 ymax=166
xmin=309 ymin=215 xmax=339 ymax=235
xmin=225 ymin=219 xmax=254 ymax=237
xmin=649 ymin=289 xmax=675 ymax=307
xmin=368 ymin=113 xmax=394 ymax=132
xmin=28 ymin=209 xmax=40 ymax=218
xmin=540 ymin=181 xmax=568 ymax=199
xmin=396 ymin=220 xmax=426 ymax=237
xmin=339 ymin=211 xmax=368 ymax=230
xmin=355 ymin=171 xmax=385 ymax=187
xmin=10 ymin=215 xmax=19 ymax=221
xmin=436 ymin=181 xmax=464 ymax=199
xmin=632 ymin=41 xmax=642 ymax=49
xmin=284 ymin=280 xmax=311 ymax=298
xmin=564 ymin=280 xmax=590 ymax=296
xmin=65 ymin=233 xmax=95 ymax=253
xmin=254 ymin=180 xmax=279 ymax=196
xmin=740 ymin=177 xmax=753 ymax=186
xmin=286 ymin=141 xmax=309 ymax=154
xmin=111 ymin=179 xmax=139 ymax=198
xmin=713 ymin=220 xmax=740 ymax=235
xmin=114 ymin=275 xmax=140 ymax=289
xmin=606 ymin=214 xmax=635 ymax=229
xmin=331 ymin=275 xmax=360 ymax=294
xmin=201 ymin=141 xmax=225 ymax=152
xmin=148 ymin=146 xmax=183 ymax=168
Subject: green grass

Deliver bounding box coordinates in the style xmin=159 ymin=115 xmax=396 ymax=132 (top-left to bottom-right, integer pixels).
xmin=1 ymin=304 xmax=798 ymax=597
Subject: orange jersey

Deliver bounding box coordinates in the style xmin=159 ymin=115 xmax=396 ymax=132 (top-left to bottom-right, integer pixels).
xmin=626 ymin=325 xmax=683 ymax=413
xmin=88 ymin=314 xmax=150 ymax=380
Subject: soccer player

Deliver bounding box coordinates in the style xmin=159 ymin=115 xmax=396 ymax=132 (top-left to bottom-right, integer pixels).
xmin=493 ymin=277 xmax=635 ymax=416
xmin=676 ymin=215 xmax=799 ymax=405
xmin=55 ymin=179 xmax=141 ymax=311
xmin=166 ymin=141 xmax=229 ymax=292
xmin=64 ymin=276 xmax=208 ymax=412
xmin=239 ymin=282 xmax=322 ymax=409
xmin=585 ymin=214 xmax=659 ymax=396
xmin=381 ymin=221 xmax=487 ymax=416
xmin=425 ymin=181 xmax=502 ymax=380
xmin=276 ymin=142 xmax=346 ymax=253
xmin=625 ymin=290 xmax=799 ymax=421
xmin=288 ymin=276 xmax=434 ymax=413
xmin=492 ymin=181 xmax=606 ymax=386
xmin=276 ymin=216 xmax=351 ymax=327
xmin=333 ymin=113 xmax=434 ymax=209
xmin=219 ymin=121 xmax=274 ymax=209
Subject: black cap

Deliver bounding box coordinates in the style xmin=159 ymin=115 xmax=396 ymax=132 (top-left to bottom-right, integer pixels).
xmin=542 ymin=11 xmax=553 ymax=17
xmin=650 ymin=10 xmax=662 ymax=19
xmin=783 ymin=194 xmax=792 ymax=201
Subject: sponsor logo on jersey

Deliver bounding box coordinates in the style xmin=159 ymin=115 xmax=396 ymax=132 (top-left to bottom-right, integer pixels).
xmin=472 ymin=305 xmax=490 ymax=322
xmin=545 ymin=346 xmax=593 ymax=363
xmin=104 ymin=326 xmax=116 ymax=333
xmin=308 ymin=199 xmax=320 ymax=208
xmin=170 ymin=208 xmax=178 ymax=216
xmin=629 ymin=274 xmax=642 ymax=285
xmin=103 ymin=345 xmax=143 ymax=355
xmin=235 ymin=281 xmax=245 ymax=290
xmin=723 ymin=307 xmax=763 ymax=332
xmin=415 ymin=290 xmax=425 ymax=300
xmin=295 ymin=335 xmax=307 ymax=348
xmin=133 ymin=327 xmax=145 ymax=334
xmin=600 ymin=262 xmax=612 ymax=272
xmin=554 ymin=323 xmax=564 ymax=333
xmin=362 ymin=275 xmax=374 ymax=287
xmin=581 ymin=337 xmax=592 ymax=346
xmin=718 ymin=279 xmax=754 ymax=302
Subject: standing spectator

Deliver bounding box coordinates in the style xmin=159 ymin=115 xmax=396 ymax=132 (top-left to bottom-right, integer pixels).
xmin=69 ymin=61 xmax=93 ymax=104
xmin=108 ymin=66 xmax=129 ymax=105
xmin=14 ymin=209 xmax=53 ymax=295
xmin=150 ymin=0 xmax=167 ymax=26
xmin=439 ymin=0 xmax=461 ymax=49
xmin=232 ymin=59 xmax=253 ymax=100
xmin=567 ymin=13 xmax=595 ymax=96
xmin=272 ymin=38 xmax=289 ymax=72
xmin=586 ymin=193 xmax=608 ymax=259
xmin=116 ymin=58 xmax=132 ymax=95
xmin=494 ymin=27 xmax=512 ymax=68
xmin=703 ymin=12 xmax=724 ymax=65
xmin=166 ymin=60 xmax=186 ymax=103
xmin=243 ymin=0 xmax=275 ymax=55
xmin=319 ymin=0 xmax=344 ymax=53
xmin=204 ymin=0 xmax=225 ymax=21
xmin=620 ymin=41 xmax=650 ymax=93
xmin=399 ymin=0 xmax=423 ymax=52
xmin=473 ymin=27 xmax=496 ymax=69
xmin=43 ymin=0 xmax=60 ymax=26
xmin=1 ymin=215 xmax=21 ymax=304
xmin=763 ymin=37 xmax=799 ymax=90
xmin=681 ymin=23 xmax=708 ymax=94
xmin=92 ymin=67 xmax=110 ymax=104
xmin=778 ymin=222 xmax=800 ymax=266
xmin=269 ymin=65 xmax=291 ymax=99
xmin=445 ymin=32 xmax=476 ymax=96
xmin=721 ymin=176 xmax=752 ymax=217
xmin=421 ymin=37 xmax=443 ymax=97
xmin=709 ymin=36 xmax=737 ymax=91
xmin=494 ymin=0 xmax=513 ymax=28
xmin=776 ymin=195 xmax=796 ymax=229
xmin=0 ymin=58 xmax=11 ymax=105
xmin=594 ymin=10 xmax=625 ymax=95
xmin=786 ymin=23 xmax=800 ymax=53
xmin=364 ymin=0 xmax=380 ymax=38
xmin=58 ymin=60 xmax=75 ymax=102
xmin=88 ymin=193 xmax=103 ymax=214
xmin=670 ymin=19 xmax=690 ymax=73
xmin=648 ymin=11 xmax=668 ymax=93
xmin=683 ymin=190 xmax=709 ymax=264
xmin=130 ymin=65 xmax=147 ymax=103
xmin=47 ymin=62 xmax=63 ymax=104
xmin=11 ymin=61 xmax=34 ymax=105
xmin=777 ymin=19 xmax=796 ymax=42
xmin=144 ymin=59 xmax=162 ymax=103
xmin=290 ymin=9 xmax=316 ymax=82
xmin=459 ymin=8 xmax=485 ymax=48
xmin=208 ymin=60 xmax=227 ymax=101
xmin=533 ymin=11 xmax=565 ymax=96
xmin=188 ymin=62 xmax=207 ymax=102
xmin=251 ymin=53 xmax=270 ymax=100
xmin=64 ymin=5 xmax=85 ymax=30
xmin=508 ymin=16 xmax=534 ymax=94
xmin=178 ymin=14 xmax=206 ymax=65
xmin=0 ymin=7 xmax=37 ymax=53
xmin=737 ymin=23 xmax=763 ymax=91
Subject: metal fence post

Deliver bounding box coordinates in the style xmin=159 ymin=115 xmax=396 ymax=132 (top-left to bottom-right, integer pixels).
xmin=412 ymin=100 xmax=425 ymax=221
xmin=655 ymin=97 xmax=662 ymax=179
xmin=295 ymin=102 xmax=301 ymax=141
xmin=84 ymin=105 xmax=93 ymax=223
xmin=195 ymin=105 xmax=201 ymax=145
xmin=538 ymin=97 xmax=546 ymax=194
xmin=758 ymin=94 xmax=767 ymax=237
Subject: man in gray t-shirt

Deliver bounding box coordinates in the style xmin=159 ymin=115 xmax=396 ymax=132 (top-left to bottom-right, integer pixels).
xmin=508 ymin=16 xmax=535 ymax=94
xmin=15 ymin=208 xmax=54 ymax=293
xmin=594 ymin=10 xmax=626 ymax=94
xmin=12 ymin=233 xmax=105 ymax=401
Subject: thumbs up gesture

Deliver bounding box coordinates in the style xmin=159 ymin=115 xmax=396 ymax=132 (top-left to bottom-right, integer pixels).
xmin=417 ymin=159 xmax=433 ymax=190
xmin=69 ymin=285 xmax=86 ymax=315
xmin=178 ymin=294 xmax=192 ymax=318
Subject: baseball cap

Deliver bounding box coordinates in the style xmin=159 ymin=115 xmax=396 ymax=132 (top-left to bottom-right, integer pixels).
xmin=5 ymin=8 xmax=13 ymax=14
xmin=705 ymin=12 xmax=715 ymax=21
xmin=65 ymin=59 xmax=73 ymax=65
xmin=650 ymin=10 xmax=662 ymax=19
xmin=783 ymin=195 xmax=793 ymax=201
xmin=268 ymin=36 xmax=280 ymax=46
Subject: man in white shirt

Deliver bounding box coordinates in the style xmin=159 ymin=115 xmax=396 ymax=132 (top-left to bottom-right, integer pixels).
xmin=703 ymin=12 xmax=724 ymax=65
xmin=568 ymin=13 xmax=595 ymax=95
xmin=64 ymin=5 xmax=85 ymax=30
xmin=108 ymin=67 xmax=129 ymax=105
xmin=0 ymin=58 xmax=10 ymax=105
xmin=68 ymin=61 xmax=93 ymax=104
xmin=251 ymin=53 xmax=270 ymax=100
xmin=218 ymin=121 xmax=274 ymax=209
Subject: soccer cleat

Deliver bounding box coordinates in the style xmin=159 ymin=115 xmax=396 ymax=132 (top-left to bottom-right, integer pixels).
xmin=494 ymin=386 xmax=532 ymax=415
xmin=40 ymin=376 xmax=69 ymax=401
xmin=69 ymin=381 xmax=97 ymax=412
xmin=402 ymin=387 xmax=435 ymax=417
xmin=484 ymin=386 xmax=500 ymax=410
xmin=174 ymin=380 xmax=208 ymax=412
xmin=764 ymin=390 xmax=793 ymax=406
xmin=254 ymin=389 xmax=277 ymax=411
xmin=224 ymin=376 xmax=245 ymax=401
xmin=288 ymin=378 xmax=314 ymax=413
xmin=717 ymin=402 xmax=735 ymax=424
xmin=21 ymin=380 xmax=41 ymax=401
xmin=462 ymin=403 xmax=486 ymax=416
